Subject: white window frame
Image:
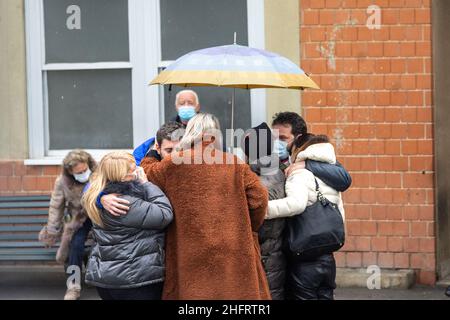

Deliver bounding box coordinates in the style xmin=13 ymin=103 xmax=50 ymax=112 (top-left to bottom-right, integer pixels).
xmin=24 ymin=0 xmax=265 ymax=165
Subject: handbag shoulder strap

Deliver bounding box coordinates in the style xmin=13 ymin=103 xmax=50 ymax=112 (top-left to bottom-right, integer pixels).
xmin=313 ymin=176 xmax=328 ymax=205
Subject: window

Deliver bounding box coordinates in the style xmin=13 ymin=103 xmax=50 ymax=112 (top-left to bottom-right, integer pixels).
xmin=25 ymin=0 xmax=265 ymax=163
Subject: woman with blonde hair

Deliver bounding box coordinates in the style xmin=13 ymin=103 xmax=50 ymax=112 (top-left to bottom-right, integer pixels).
xmin=83 ymin=151 xmax=173 ymax=300
xmin=135 ymin=113 xmax=271 ymax=299
xmin=39 ymin=149 xmax=97 ymax=300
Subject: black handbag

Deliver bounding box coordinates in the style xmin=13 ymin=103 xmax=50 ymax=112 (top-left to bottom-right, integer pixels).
xmin=285 ymin=176 xmax=345 ymax=260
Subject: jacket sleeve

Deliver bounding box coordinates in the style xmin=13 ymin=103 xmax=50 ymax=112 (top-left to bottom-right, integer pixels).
xmin=118 ymin=182 xmax=173 ymax=230
xmin=243 ymin=164 xmax=269 ymax=231
xmin=46 ymin=176 xmax=65 ymax=235
xmin=140 ymin=153 xmax=167 ymax=191
xmin=306 ymin=160 xmax=352 ymax=192
xmin=267 ymin=170 xmax=310 ymax=220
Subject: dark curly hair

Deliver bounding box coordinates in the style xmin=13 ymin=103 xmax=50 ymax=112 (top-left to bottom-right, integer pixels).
xmin=156 ymin=121 xmax=185 ymax=146
xmin=272 ymin=112 xmax=307 ymax=136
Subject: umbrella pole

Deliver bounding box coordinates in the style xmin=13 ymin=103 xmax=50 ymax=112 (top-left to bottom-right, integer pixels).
xmin=229 ymin=88 xmax=235 ymax=153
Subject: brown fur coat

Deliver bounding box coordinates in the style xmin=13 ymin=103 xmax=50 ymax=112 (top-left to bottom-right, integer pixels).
xmin=140 ymin=145 xmax=271 ymax=300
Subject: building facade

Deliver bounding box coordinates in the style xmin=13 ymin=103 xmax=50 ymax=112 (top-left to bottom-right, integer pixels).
xmin=0 ymin=0 xmax=448 ymax=286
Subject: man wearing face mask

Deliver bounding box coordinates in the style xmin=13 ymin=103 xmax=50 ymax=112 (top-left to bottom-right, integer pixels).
xmin=272 ymin=112 xmax=352 ymax=192
xmin=133 ymin=90 xmax=200 ymax=166
xmin=39 ymin=149 xmax=97 ymax=300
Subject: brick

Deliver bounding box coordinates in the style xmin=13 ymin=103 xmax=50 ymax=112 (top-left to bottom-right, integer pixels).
xmin=25 ymin=166 xmax=43 ymax=176
xmin=378 ymin=222 xmax=393 ymax=236
xmin=372 ymin=205 xmax=387 ymax=220
xmin=403 ymin=172 xmax=434 ymax=188
xmin=360 ymin=158 xmax=377 ymax=171
xmin=36 ymin=177 xmax=54 ymax=191
xmin=394 ymin=253 xmax=410 ymax=269
xmin=346 ymin=252 xmax=362 ymax=268
xmin=378 ymin=252 xmax=394 ymax=268
xmin=7 ymin=177 xmax=22 ymax=192
xmin=0 ymin=177 xmax=9 ymax=192
xmin=415 ymin=8 xmax=431 ymax=24
xmin=363 ymin=252 xmax=378 ymax=266
xmin=399 ymin=8 xmax=415 ymax=24
xmin=387 ymin=173 xmax=402 ymax=188
xmin=13 ymin=162 xmax=27 ymax=176
xmin=417 ymin=140 xmax=433 ymax=154
xmin=346 ymin=221 xmax=361 ymax=236
xmin=355 ymin=237 xmax=372 ymax=251
xmin=360 ymin=221 xmax=377 ymax=236
xmin=375 ymin=157 xmax=391 ymax=172
xmin=408 ymin=189 xmax=427 ymax=204
xmin=402 ymin=108 xmax=417 ymax=122
xmin=319 ymin=10 xmax=335 ymax=24
xmin=23 ymin=176 xmax=37 ymax=191
xmin=392 ymin=189 xmax=409 ymax=204
xmin=418 ymin=205 xmax=434 ymax=220
xmin=385 ymin=141 xmax=401 ymax=155
xmin=401 ymin=141 xmax=418 ymax=155
xmin=406 ymin=58 xmax=423 ymax=73
xmin=393 ymin=157 xmax=409 ymax=171
xmin=335 ymin=252 xmax=346 ymax=268
xmin=416 ymin=41 xmax=431 ymax=56
xmin=392 ymin=221 xmax=410 ymax=236
xmin=419 ymin=238 xmax=435 ymax=253
xmin=43 ymin=166 xmax=61 ymax=176
xmin=303 ymin=10 xmax=320 ymax=25
xmin=404 ymin=238 xmax=419 ymax=253
xmin=344 ymin=188 xmax=361 ymax=203
xmin=0 ymin=162 xmax=14 ymax=176
xmin=418 ymin=271 xmax=436 ymax=286
xmin=404 ymin=206 xmax=420 ymax=220
xmin=375 ymin=189 xmax=393 ymax=204
xmin=352 ymin=173 xmax=370 ymax=188
xmin=387 ymin=237 xmax=404 ymax=252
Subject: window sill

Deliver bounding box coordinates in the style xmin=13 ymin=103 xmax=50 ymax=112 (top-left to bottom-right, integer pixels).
xmin=24 ymin=158 xmax=64 ymax=166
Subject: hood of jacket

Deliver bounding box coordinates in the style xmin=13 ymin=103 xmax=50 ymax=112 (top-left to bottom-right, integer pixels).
xmin=103 ymin=180 xmax=146 ymax=199
xmin=293 ymin=143 xmax=336 ymax=164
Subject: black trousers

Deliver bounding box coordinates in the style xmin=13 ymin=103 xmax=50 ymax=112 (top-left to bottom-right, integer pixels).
xmin=96 ymin=282 xmax=163 ymax=300
xmin=286 ymin=253 xmax=336 ymax=300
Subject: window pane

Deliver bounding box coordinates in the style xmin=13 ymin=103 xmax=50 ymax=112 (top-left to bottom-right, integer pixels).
xmin=44 ymin=0 xmax=129 ymax=63
xmin=47 ymin=69 xmax=133 ymax=150
xmin=164 ymin=86 xmax=251 ymax=135
xmin=160 ymin=0 xmax=248 ymax=60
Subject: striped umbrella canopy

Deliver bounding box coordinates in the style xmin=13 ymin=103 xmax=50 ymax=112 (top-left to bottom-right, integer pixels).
xmin=150 ymin=44 xmax=319 ymax=89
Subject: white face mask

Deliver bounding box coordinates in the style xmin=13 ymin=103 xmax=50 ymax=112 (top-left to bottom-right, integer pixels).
xmin=73 ymin=168 xmax=91 ymax=183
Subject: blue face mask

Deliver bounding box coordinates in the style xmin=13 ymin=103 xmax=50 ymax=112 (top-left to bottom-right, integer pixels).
xmin=274 ymin=139 xmax=289 ymax=160
xmin=178 ymin=106 xmax=197 ymax=122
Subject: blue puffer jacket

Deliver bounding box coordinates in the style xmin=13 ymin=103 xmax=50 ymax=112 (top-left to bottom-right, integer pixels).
xmin=133 ymin=137 xmax=155 ymax=166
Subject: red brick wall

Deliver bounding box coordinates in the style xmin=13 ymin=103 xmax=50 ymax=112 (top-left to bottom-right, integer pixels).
xmin=0 ymin=162 xmax=60 ymax=195
xmin=300 ymin=0 xmax=435 ymax=284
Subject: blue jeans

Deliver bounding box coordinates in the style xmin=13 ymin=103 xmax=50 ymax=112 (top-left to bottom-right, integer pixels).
xmin=67 ymin=218 xmax=92 ymax=271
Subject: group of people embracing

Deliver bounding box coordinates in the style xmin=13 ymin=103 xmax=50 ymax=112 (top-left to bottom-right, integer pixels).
xmin=39 ymin=90 xmax=351 ymax=300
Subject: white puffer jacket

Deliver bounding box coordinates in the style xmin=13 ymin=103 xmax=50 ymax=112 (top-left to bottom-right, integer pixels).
xmin=266 ymin=143 xmax=345 ymax=221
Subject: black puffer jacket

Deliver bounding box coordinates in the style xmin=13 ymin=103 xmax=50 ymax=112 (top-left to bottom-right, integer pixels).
xmin=85 ymin=181 xmax=173 ymax=289
xmin=251 ymin=161 xmax=287 ymax=300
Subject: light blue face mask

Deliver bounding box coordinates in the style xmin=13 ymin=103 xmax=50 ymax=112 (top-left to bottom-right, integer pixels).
xmin=273 ymin=139 xmax=289 ymax=160
xmin=178 ymin=106 xmax=197 ymax=122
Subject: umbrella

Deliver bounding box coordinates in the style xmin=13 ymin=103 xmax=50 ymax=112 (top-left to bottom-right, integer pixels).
xmin=150 ymin=42 xmax=319 ymax=148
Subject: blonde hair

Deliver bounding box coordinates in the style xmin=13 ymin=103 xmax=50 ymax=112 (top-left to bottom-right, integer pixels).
xmin=175 ymin=90 xmax=200 ymax=106
xmin=82 ymin=151 xmax=135 ymax=227
xmin=177 ymin=113 xmax=221 ymax=151
xmin=62 ymin=149 xmax=97 ymax=177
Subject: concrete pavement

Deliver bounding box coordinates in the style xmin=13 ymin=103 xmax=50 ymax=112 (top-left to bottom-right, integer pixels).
xmin=0 ymin=266 xmax=449 ymax=300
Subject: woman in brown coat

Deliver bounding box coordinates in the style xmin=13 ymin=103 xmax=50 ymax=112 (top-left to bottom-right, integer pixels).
xmin=140 ymin=113 xmax=271 ymax=300
xmin=39 ymin=149 xmax=97 ymax=300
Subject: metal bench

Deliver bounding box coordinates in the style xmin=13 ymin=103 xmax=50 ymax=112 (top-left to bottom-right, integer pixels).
xmin=0 ymin=195 xmax=57 ymax=261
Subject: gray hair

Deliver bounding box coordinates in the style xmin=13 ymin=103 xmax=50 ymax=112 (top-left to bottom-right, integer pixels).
xmin=175 ymin=90 xmax=200 ymax=106
xmin=177 ymin=113 xmax=221 ymax=150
